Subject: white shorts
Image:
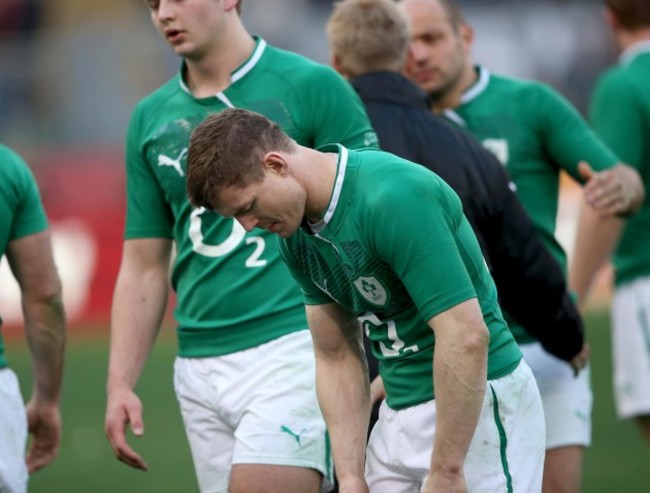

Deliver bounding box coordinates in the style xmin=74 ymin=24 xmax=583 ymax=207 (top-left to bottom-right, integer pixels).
xmin=173 ymin=330 xmax=332 ymax=493
xmin=612 ymin=277 xmax=650 ymax=419
xmin=520 ymin=342 xmax=592 ymax=449
xmin=365 ymin=361 xmax=545 ymax=493
xmin=0 ymin=368 xmax=28 ymax=493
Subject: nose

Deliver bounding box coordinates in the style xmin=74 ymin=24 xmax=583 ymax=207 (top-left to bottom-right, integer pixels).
xmin=409 ymin=41 xmax=428 ymax=64
xmin=236 ymin=214 xmax=259 ymax=232
xmin=156 ymin=0 xmax=175 ymax=21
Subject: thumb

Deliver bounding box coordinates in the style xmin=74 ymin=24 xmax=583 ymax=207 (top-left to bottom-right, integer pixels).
xmin=578 ymin=161 xmax=594 ymax=182
xmin=127 ymin=405 xmax=145 ymax=436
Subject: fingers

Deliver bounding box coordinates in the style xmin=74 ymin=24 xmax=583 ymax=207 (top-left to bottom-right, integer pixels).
xmin=578 ymin=161 xmax=594 ymax=182
xmin=570 ymin=344 xmax=590 ymax=377
xmin=583 ymin=168 xmax=629 ymax=216
xmin=26 ymin=440 xmax=59 ymax=473
xmin=105 ymin=394 xmax=148 ymax=471
xmin=25 ymin=402 xmax=61 ymax=473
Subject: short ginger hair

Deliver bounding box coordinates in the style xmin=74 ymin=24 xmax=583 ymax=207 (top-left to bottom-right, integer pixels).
xmin=186 ymin=108 xmax=294 ymax=211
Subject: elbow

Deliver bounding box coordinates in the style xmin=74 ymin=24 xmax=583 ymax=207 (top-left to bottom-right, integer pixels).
xmin=465 ymin=323 xmax=490 ymax=355
xmin=23 ymin=276 xmax=64 ymax=309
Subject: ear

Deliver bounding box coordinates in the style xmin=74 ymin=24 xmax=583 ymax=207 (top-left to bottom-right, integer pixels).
xmin=331 ymin=53 xmax=348 ymax=78
xmin=262 ymin=152 xmax=289 ymax=176
xmin=459 ymin=23 xmax=474 ymax=52
xmin=223 ymin=0 xmax=239 ymax=13
xmin=603 ymin=6 xmax=620 ymax=32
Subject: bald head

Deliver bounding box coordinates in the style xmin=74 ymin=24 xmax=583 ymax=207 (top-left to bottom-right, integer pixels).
xmin=400 ymin=0 xmax=465 ymax=32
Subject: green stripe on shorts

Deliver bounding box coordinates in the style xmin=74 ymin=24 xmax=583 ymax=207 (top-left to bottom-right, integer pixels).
xmin=490 ymin=385 xmax=513 ymax=493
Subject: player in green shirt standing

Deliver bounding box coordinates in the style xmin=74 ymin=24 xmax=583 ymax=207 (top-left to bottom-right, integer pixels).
xmin=571 ymin=0 xmax=650 ymax=444
xmin=398 ymin=1 xmax=645 ymax=492
xmin=186 ymin=108 xmax=546 ymax=493
xmin=0 ymin=145 xmax=66 ymax=493
xmin=103 ymin=1 xmax=377 ymax=492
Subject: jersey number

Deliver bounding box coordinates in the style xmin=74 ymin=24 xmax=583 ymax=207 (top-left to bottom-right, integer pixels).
xmin=359 ymin=312 xmax=419 ymax=357
xmin=189 ymin=207 xmax=268 ymax=267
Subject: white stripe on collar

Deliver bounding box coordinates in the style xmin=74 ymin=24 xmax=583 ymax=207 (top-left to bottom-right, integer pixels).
xmin=442 ymin=109 xmax=466 ymax=127
xmin=177 ymin=38 xmax=268 ymax=96
xmin=232 ymin=38 xmax=267 ymax=83
xmin=620 ymin=39 xmax=650 ymax=66
xmin=460 ymin=66 xmax=490 ymax=105
xmin=310 ymin=146 xmax=349 ymax=233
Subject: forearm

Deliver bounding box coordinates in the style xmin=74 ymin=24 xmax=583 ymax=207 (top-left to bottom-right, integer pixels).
xmin=23 ymin=295 xmax=66 ymax=404
xmin=569 ymin=201 xmax=623 ymax=304
xmin=316 ymin=345 xmax=370 ymax=482
xmin=429 ymin=309 xmax=488 ymax=475
xmin=107 ymin=242 xmax=170 ymax=392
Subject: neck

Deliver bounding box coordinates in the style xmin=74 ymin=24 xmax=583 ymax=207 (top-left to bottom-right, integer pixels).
xmin=300 ymin=148 xmax=339 ymax=223
xmin=432 ymin=59 xmax=477 ymax=113
xmin=184 ymin=21 xmax=256 ymax=97
xmin=617 ymin=28 xmax=650 ymax=51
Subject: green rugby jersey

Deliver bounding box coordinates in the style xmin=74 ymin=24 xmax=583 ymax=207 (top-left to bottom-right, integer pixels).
xmin=125 ymin=38 xmax=378 ymax=357
xmin=279 ymin=146 xmax=521 ymax=410
xmin=0 ymin=145 xmax=49 ymax=368
xmin=444 ymin=66 xmax=618 ymax=344
xmin=591 ymin=41 xmax=650 ymax=286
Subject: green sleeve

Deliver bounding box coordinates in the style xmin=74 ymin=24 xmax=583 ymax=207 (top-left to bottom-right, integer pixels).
xmin=533 ymin=83 xmax=619 ymax=180
xmin=3 ymin=147 xmax=48 ymax=240
xmin=278 ymin=237 xmax=333 ymax=305
xmin=124 ymin=106 xmax=174 ymax=239
xmin=367 ymin=171 xmax=477 ymax=322
xmin=294 ymin=65 xmax=378 ymax=150
xmin=590 ymin=71 xmax=644 ymax=169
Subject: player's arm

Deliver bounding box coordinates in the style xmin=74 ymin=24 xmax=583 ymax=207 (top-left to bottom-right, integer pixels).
xmin=306 ymin=303 xmax=370 ymax=493
xmin=6 ymin=230 xmax=66 ymax=473
xmin=536 ymin=83 xmax=643 ymax=216
xmin=105 ymin=237 xmax=172 ymax=471
xmin=570 ymin=71 xmax=646 ymax=305
xmin=424 ymin=298 xmax=488 ymax=492
xmin=569 ymin=202 xmax=624 ymax=306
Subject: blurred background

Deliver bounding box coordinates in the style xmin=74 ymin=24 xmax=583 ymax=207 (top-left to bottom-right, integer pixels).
xmin=1 ymin=1 xmax=647 ymax=492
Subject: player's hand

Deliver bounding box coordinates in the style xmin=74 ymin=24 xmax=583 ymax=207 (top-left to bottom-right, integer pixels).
xmin=105 ymin=387 xmax=148 ymax=471
xmin=579 ymin=161 xmax=642 ymax=217
xmin=570 ymin=343 xmax=590 ymax=377
xmin=370 ymin=375 xmax=386 ymax=406
xmin=25 ymin=399 xmax=62 ymax=473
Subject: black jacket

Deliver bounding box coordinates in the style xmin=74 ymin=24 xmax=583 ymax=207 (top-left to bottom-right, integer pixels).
xmin=352 ymin=71 xmax=583 ymax=365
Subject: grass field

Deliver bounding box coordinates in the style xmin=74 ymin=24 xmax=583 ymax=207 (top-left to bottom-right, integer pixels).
xmin=5 ymin=308 xmax=649 ymax=492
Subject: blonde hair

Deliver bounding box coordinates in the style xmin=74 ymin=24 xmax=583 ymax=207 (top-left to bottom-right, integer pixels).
xmin=327 ymin=0 xmax=411 ymax=77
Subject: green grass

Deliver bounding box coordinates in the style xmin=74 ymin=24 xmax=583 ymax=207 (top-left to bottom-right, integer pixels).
xmin=7 ymin=328 xmax=197 ymax=493
xmin=5 ymin=310 xmax=649 ymax=492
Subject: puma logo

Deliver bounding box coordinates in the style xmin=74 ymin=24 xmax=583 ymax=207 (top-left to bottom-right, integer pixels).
xmin=280 ymin=426 xmax=306 ymax=446
xmin=157 ymin=148 xmax=187 ymax=177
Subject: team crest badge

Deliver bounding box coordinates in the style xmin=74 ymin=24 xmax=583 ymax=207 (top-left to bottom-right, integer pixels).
xmin=353 ymin=276 xmax=388 ymax=306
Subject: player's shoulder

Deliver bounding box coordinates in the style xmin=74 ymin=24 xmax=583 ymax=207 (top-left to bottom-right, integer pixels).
xmin=263 ymin=43 xmax=344 ymax=85
xmin=0 ymin=144 xmax=38 ymax=200
xmin=595 ymin=63 xmax=637 ymax=95
xmin=132 ymin=75 xmax=183 ymax=118
xmin=355 ymin=149 xmax=442 ymax=203
xmin=490 ymin=73 xmax=556 ymax=101
xmin=0 ymin=144 xmax=30 ymax=179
